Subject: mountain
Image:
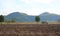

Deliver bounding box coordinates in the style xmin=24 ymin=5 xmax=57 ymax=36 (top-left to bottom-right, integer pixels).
xmin=4 ymin=12 xmax=60 ymax=22
xmin=4 ymin=12 xmax=35 ymax=22
xmin=40 ymin=12 xmax=60 ymax=22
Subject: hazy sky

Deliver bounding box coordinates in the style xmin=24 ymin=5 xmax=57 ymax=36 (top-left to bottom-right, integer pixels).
xmin=0 ymin=0 xmax=60 ymax=15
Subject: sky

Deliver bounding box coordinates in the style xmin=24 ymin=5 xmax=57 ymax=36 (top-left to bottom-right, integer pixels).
xmin=0 ymin=0 xmax=60 ymax=16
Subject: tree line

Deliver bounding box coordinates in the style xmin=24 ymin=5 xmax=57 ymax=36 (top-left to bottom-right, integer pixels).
xmin=0 ymin=15 xmax=40 ymax=23
xmin=0 ymin=15 xmax=49 ymax=24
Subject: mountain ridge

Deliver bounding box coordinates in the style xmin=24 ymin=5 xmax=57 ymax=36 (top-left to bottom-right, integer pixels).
xmin=4 ymin=12 xmax=60 ymax=22
xmin=4 ymin=12 xmax=35 ymax=22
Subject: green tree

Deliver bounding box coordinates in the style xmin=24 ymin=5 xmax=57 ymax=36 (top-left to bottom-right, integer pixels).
xmin=35 ymin=16 xmax=40 ymax=22
xmin=0 ymin=15 xmax=4 ymax=22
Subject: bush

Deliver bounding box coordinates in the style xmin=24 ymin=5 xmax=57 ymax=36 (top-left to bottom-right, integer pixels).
xmin=41 ymin=21 xmax=48 ymax=24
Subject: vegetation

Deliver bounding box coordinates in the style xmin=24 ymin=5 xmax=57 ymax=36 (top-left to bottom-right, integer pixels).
xmin=41 ymin=21 xmax=48 ymax=24
xmin=3 ymin=19 xmax=16 ymax=24
xmin=0 ymin=15 xmax=4 ymax=22
xmin=35 ymin=16 xmax=40 ymax=22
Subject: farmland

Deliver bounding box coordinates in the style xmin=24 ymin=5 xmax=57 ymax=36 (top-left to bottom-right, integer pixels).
xmin=0 ymin=24 xmax=60 ymax=36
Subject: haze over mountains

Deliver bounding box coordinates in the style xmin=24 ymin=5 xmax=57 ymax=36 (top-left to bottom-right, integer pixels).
xmin=4 ymin=12 xmax=35 ymax=22
xmin=4 ymin=12 xmax=60 ymax=22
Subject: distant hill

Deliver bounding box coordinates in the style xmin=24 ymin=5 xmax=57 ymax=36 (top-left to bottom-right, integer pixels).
xmin=4 ymin=12 xmax=60 ymax=22
xmin=4 ymin=12 xmax=35 ymax=22
xmin=40 ymin=12 xmax=60 ymax=22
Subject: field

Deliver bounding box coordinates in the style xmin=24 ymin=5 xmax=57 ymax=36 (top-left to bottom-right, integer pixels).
xmin=0 ymin=23 xmax=60 ymax=36
xmin=0 ymin=22 xmax=60 ymax=24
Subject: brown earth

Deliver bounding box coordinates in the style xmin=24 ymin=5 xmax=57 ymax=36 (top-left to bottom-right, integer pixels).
xmin=0 ymin=24 xmax=60 ymax=36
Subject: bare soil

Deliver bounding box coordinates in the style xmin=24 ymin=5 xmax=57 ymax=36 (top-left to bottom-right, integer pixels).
xmin=0 ymin=24 xmax=60 ymax=36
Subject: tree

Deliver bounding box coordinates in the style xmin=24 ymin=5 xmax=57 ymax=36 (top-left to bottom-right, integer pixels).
xmin=35 ymin=16 xmax=40 ymax=22
xmin=0 ymin=15 xmax=4 ymax=22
